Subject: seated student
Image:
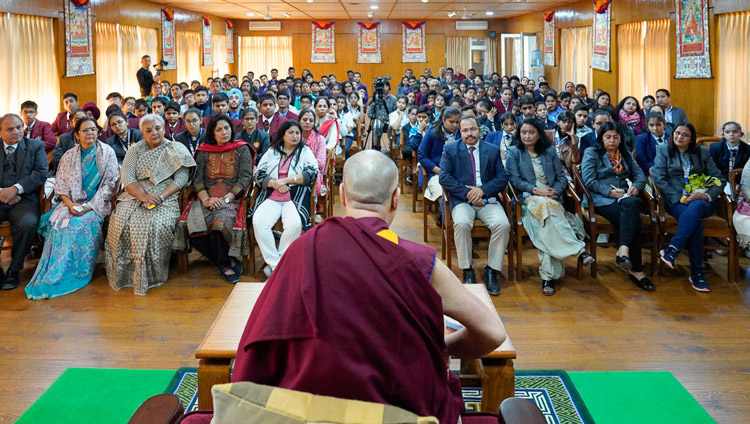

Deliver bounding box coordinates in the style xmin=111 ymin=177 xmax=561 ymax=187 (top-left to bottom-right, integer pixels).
xmin=399 ymin=105 xmax=418 ymax=159
xmin=123 ymin=96 xmax=137 ymax=119
xmin=0 ymin=114 xmax=49 ymax=290
xmin=256 ymin=94 xmax=289 ymax=144
xmin=174 ymin=108 xmax=206 ymax=156
xmin=559 ymin=92 xmax=573 ymax=111
xmin=546 ymin=110 xmax=580 ymax=170
xmin=231 ymin=150 xmax=505 ymax=424
xmin=534 ymin=82 xmax=550 ymax=102
xmin=505 ymin=118 xmax=594 ymax=295
xmin=237 ymin=108 xmax=269 ymax=166
xmin=476 ymin=98 xmax=500 ymax=132
xmin=642 ymin=95 xmax=656 ymax=113
xmin=652 ymin=123 xmax=724 ymax=292
xmin=486 ymin=112 xmax=516 ymax=167
xmin=614 ymin=96 xmax=646 ymax=136
xmin=250 ymin=120 xmax=318 ymax=277
xmin=515 ymin=95 xmax=537 ymax=126
xmin=148 ymin=97 xmax=165 ymax=118
xmin=202 ymin=93 xmax=243 ymax=133
xmin=50 ymin=109 xmax=87 ymax=176
xmin=275 ymin=89 xmax=298 ymax=120
xmin=20 ymin=101 xmax=56 ymax=153
xmin=535 ymin=101 xmax=556 ymax=130
xmin=26 ymin=117 xmax=119 ymax=299
xmin=181 ymin=90 xmax=195 ymax=113
xmin=145 ymin=82 xmax=166 ymax=107
xmin=574 ymin=104 xmax=597 ymax=152
xmin=544 ymin=93 xmax=563 ymax=123
xmin=175 ymin=115 xmax=253 ymax=284
xmin=226 ymin=88 xmax=243 ymax=119
xmin=193 ymin=86 xmax=213 ymax=117
xmin=655 ymin=88 xmax=688 ymax=128
xmin=568 ymin=96 xmax=583 ymax=111
xmin=575 ymin=84 xmax=593 ymax=105
xmin=106 ymin=111 xmax=143 ymax=164
xmin=439 ymin=116 xmax=510 ymax=294
xmin=646 ymin=104 xmax=673 ymax=139
xmin=132 ymin=99 xmax=149 ymax=119
xmin=51 ymin=92 xmax=78 ymax=136
xmin=163 ymin=101 xmax=185 ymax=141
xmin=388 ymin=95 xmax=409 ymax=142
xmin=635 ymin=113 xmax=669 ymax=174
xmin=406 ymin=105 xmax=431 ymax=165
xmin=709 ymin=121 xmax=749 ymax=183
xmin=581 ymin=122 xmax=653 ymax=291
xmin=493 ymin=86 xmax=513 ymax=114
xmin=81 ymin=102 xmax=103 ymax=139
xmin=418 ymin=107 xmax=461 ymax=204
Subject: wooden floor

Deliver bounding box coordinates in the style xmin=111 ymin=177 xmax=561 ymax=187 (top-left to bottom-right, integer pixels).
xmin=2 ymin=189 xmax=749 ymax=423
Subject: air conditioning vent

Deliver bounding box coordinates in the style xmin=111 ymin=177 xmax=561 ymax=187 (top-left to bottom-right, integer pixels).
xmin=456 ymin=21 xmax=488 ymax=31
xmin=249 ymin=21 xmax=282 ymax=31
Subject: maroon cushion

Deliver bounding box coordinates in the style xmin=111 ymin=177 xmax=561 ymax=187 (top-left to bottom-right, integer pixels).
xmin=461 ymin=412 xmax=499 ymax=424
xmin=179 ymin=410 xmax=213 ymax=424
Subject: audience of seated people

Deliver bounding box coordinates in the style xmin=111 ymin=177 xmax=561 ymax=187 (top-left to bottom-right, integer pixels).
xmin=3 ymin=65 xmax=748 ymax=303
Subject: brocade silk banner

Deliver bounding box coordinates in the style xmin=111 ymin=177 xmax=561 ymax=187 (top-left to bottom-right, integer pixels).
xmin=311 ymin=21 xmax=335 ymax=63
xmin=226 ymin=21 xmax=234 ymax=64
xmin=591 ymin=3 xmax=611 ymax=72
xmin=402 ymin=21 xmax=426 ymax=63
xmin=161 ymin=9 xmax=176 ymax=70
xmin=543 ymin=14 xmax=555 ymax=67
xmin=675 ymin=0 xmax=712 ymax=78
xmin=202 ymin=17 xmax=213 ymax=66
xmin=357 ymin=22 xmax=381 ymax=64
xmin=65 ymin=0 xmax=94 ymax=76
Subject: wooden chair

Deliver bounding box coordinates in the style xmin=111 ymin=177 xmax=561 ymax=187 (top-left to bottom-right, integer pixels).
xmin=411 ymin=153 xmax=421 ymax=213
xmin=729 ymin=168 xmax=744 ymax=277
xmin=246 ymin=185 xmax=317 ymax=276
xmin=649 ymin=176 xmax=738 ymax=282
xmin=422 ymin=166 xmax=443 ymax=244
xmin=350 ymin=118 xmax=363 ymax=155
xmin=0 ymin=190 xmax=55 ymax=254
xmin=571 ymin=165 xmax=658 ymax=277
xmin=442 ymin=188 xmax=515 ymax=280
xmin=697 ymin=136 xmax=722 ymax=148
xmin=507 ymin=183 xmax=584 ymax=281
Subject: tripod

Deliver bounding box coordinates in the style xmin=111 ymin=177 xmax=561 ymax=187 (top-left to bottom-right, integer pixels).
xmin=365 ymin=95 xmax=390 ymax=151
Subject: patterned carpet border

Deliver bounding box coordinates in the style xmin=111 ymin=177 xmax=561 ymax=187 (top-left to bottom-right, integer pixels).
xmin=166 ymin=368 xmax=593 ymax=423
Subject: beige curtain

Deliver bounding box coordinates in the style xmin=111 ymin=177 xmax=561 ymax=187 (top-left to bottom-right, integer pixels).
xmin=446 ymin=37 xmax=470 ymax=72
xmin=0 ymin=13 xmax=60 ymax=122
xmin=213 ymin=35 xmax=229 ymax=77
xmin=504 ymin=38 xmax=516 ymax=78
xmin=238 ymin=36 xmax=293 ymax=77
xmin=95 ymin=22 xmax=120 ymax=116
xmin=560 ymin=26 xmax=593 ymax=91
xmin=716 ymin=12 xmax=750 ymax=133
xmin=617 ymin=22 xmax=646 ymax=100
xmin=486 ymin=37 xmax=498 ymax=75
xmin=139 ymin=27 xmax=158 ymax=66
xmin=644 ymin=19 xmax=671 ymax=95
xmin=177 ymin=31 xmax=202 ymax=84
xmin=120 ymin=25 xmax=142 ymax=101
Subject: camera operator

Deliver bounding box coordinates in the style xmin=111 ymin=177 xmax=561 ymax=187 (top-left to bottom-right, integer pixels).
xmin=136 ymin=55 xmax=163 ymax=99
xmin=366 ymin=77 xmax=397 ymax=150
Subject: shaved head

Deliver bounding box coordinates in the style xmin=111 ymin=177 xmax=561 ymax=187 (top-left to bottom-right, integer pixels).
xmin=342 ymin=150 xmax=399 ymax=209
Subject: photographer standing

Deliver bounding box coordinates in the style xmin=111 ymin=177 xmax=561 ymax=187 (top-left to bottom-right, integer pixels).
xmin=136 ymin=55 xmax=161 ymax=98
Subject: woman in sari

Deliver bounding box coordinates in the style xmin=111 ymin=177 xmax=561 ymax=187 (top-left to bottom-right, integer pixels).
xmin=106 ymin=114 xmax=196 ymax=295
xmin=313 ymin=96 xmax=341 ymax=151
xmin=505 ymin=118 xmax=594 ymax=296
xmin=25 ymin=117 xmax=119 ymax=300
xmin=175 ymin=115 xmax=253 ymax=284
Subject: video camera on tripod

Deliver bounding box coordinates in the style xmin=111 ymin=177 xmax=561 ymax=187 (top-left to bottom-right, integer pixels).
xmin=372 ymin=76 xmax=391 ymax=101
xmin=366 ymin=76 xmax=392 ymax=150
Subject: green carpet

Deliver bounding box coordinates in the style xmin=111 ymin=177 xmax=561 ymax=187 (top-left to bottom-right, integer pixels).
xmin=569 ymin=371 xmax=716 ymax=424
xmin=17 ymin=368 xmax=175 ymax=424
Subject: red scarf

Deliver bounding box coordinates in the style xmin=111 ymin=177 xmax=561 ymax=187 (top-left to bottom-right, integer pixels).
xmin=196 ymin=140 xmax=247 ymax=153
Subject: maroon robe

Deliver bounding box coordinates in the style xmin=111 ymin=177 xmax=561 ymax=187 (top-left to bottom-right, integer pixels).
xmin=27 ymin=120 xmax=56 ymax=152
xmin=233 ymin=216 xmax=463 ymax=423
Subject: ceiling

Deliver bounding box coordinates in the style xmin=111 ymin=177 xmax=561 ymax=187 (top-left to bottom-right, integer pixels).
xmin=158 ymin=0 xmax=573 ymax=21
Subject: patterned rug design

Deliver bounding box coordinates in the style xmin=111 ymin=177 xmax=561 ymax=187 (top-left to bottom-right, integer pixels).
xmin=166 ymin=368 xmax=593 ymax=423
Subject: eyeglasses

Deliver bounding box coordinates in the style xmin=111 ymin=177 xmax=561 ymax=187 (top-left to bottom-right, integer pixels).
xmin=460 ymin=127 xmax=479 ymax=133
xmin=80 ymin=127 xmax=99 ymax=134
xmin=185 ymin=118 xmax=201 ymax=124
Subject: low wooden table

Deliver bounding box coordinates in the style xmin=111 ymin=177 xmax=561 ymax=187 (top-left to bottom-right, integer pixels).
xmin=195 ymin=282 xmax=516 ymax=412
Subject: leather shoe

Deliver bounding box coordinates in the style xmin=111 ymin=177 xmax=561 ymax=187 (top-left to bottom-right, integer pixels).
xmin=628 ymin=274 xmax=655 ymax=291
xmin=616 ymin=255 xmax=632 ymax=272
xmin=542 ymin=280 xmax=555 ymax=296
xmin=2 ymin=270 xmax=18 ymax=290
xmin=462 ymin=268 xmax=476 ymax=285
xmin=484 ymin=266 xmax=501 ymax=296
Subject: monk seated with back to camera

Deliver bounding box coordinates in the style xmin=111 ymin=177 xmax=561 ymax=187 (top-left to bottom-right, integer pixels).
xmin=225 ymin=150 xmax=506 ymax=423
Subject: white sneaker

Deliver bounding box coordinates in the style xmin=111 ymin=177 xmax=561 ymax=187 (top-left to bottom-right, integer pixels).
xmin=596 ymin=234 xmax=609 ymax=244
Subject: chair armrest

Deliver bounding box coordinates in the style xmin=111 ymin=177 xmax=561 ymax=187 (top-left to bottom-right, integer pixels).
xmin=648 ymin=177 xmax=667 ymax=223
xmin=508 ymin=185 xmax=523 ymax=226
xmin=572 ymin=166 xmax=595 ymax=222
xmin=565 ymin=183 xmax=583 ymax=217
xmin=442 ymin=189 xmax=453 ymax=226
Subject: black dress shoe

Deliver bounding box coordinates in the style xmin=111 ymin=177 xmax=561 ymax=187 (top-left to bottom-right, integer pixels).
xmin=542 ymin=280 xmax=555 ymax=296
xmin=462 ymin=268 xmax=476 ymax=285
xmin=628 ymin=274 xmax=655 ymax=291
xmin=435 ymin=215 xmax=443 ymax=228
xmin=2 ymin=271 xmax=18 ymax=290
xmin=484 ymin=266 xmax=501 ymax=296
xmin=616 ymin=255 xmax=632 ymax=272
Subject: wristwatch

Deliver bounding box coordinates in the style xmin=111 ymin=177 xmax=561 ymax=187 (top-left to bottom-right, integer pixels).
xmin=223 ymin=197 xmax=230 ymax=204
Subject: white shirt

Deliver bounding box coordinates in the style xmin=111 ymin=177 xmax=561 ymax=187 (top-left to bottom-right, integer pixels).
xmin=2 ymin=141 xmax=25 ymax=194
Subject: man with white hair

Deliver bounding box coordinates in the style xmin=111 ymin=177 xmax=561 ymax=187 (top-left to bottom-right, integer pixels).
xmin=232 ymin=150 xmax=506 ymax=424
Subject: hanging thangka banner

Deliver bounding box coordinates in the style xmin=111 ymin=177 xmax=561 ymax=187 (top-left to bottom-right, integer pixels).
xmin=160 ymin=9 xmax=176 ymax=70
xmin=202 ymin=17 xmax=213 ymax=66
xmin=675 ymin=0 xmax=711 ymax=78
xmin=543 ymin=12 xmax=555 ymax=67
xmin=591 ymin=0 xmax=611 ymax=71
xmin=311 ymin=21 xmax=335 ymax=63
xmin=357 ymin=22 xmax=381 ymax=63
xmin=226 ymin=21 xmax=234 ymax=64
xmin=64 ymin=0 xmax=94 ymax=77
xmin=402 ymin=21 xmax=426 ymax=62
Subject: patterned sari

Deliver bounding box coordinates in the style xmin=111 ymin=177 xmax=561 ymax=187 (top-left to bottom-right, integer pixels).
xmin=26 ymin=142 xmax=119 ymax=300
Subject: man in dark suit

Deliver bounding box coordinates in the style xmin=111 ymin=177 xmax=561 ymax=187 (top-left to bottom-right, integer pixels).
xmin=175 ymin=108 xmax=206 ymax=156
xmin=0 ymin=114 xmax=49 ymax=289
xmin=50 ymin=92 xmax=79 ymax=136
xmin=256 ymin=94 xmax=288 ymax=144
xmin=635 ymin=113 xmax=669 ymax=174
xmin=655 ymin=89 xmax=688 ymax=128
xmin=106 ymin=111 xmax=143 ymax=164
xmin=49 ymin=109 xmax=87 ymax=176
xmin=20 ymin=101 xmax=56 ymax=153
xmin=439 ymin=115 xmax=510 ymax=295
xmin=163 ymin=101 xmax=186 ymax=141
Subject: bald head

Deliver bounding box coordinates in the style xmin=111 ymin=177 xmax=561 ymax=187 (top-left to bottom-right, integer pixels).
xmin=342 ymin=150 xmax=399 ymax=209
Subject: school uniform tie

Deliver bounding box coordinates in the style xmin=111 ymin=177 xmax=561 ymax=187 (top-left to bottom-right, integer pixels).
xmin=656 ymin=137 xmax=663 ymax=144
xmin=24 ymin=127 xmax=31 ymax=138
xmin=729 ymin=147 xmax=738 ymax=171
xmin=468 ymin=146 xmax=477 ymax=186
xmin=263 ymin=118 xmax=271 ymax=133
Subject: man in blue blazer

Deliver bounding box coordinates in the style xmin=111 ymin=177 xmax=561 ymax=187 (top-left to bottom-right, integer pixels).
xmin=439 ymin=116 xmax=510 ymax=295
xmin=0 ymin=114 xmax=49 ymax=289
xmin=634 ymin=113 xmax=669 ymax=173
xmin=655 ymin=89 xmax=688 ymax=128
